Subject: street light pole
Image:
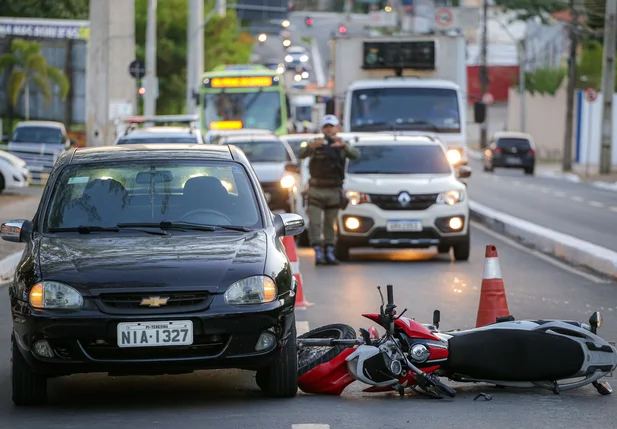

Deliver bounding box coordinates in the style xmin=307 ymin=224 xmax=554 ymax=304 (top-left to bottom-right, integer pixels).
xmin=144 ymin=0 xmax=157 ymax=116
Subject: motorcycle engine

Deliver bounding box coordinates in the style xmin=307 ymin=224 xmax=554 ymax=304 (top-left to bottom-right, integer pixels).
xmin=379 ymin=340 xmax=405 ymax=377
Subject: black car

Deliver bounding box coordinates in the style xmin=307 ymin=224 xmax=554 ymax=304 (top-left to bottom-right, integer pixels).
xmin=483 ymin=131 xmax=536 ymax=175
xmin=1 ymin=143 xmax=305 ymax=406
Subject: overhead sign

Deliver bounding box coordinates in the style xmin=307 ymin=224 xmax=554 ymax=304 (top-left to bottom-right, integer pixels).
xmin=585 ymin=87 xmax=598 ymax=103
xmin=0 ymin=18 xmax=90 ymax=40
xmin=435 ymin=8 xmax=454 ymax=27
xmin=207 ymin=76 xmax=275 ymax=88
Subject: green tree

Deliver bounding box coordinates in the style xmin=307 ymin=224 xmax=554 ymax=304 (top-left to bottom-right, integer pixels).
xmin=518 ymin=67 xmax=567 ymax=95
xmin=0 ymin=0 xmax=89 ymax=19
xmin=0 ymin=38 xmax=70 ymax=120
xmin=583 ymin=0 xmax=605 ymax=32
xmin=493 ymin=0 xmax=569 ymax=23
xmin=575 ymin=39 xmax=617 ymax=91
xmin=135 ymin=0 xmax=254 ymax=115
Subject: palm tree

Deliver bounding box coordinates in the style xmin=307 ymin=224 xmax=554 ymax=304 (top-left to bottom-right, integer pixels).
xmin=0 ymin=38 xmax=70 ymax=120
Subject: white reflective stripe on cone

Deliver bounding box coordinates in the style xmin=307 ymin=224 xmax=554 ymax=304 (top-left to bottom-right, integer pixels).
xmin=291 ymin=261 xmax=300 ymax=274
xmin=483 ymin=257 xmax=502 ymax=279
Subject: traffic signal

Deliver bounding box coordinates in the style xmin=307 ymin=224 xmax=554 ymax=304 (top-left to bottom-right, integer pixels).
xmin=138 ymin=86 xmax=146 ymax=96
xmin=338 ymin=25 xmax=347 ymax=33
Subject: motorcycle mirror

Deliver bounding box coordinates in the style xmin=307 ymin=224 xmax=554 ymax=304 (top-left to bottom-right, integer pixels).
xmin=377 ymin=285 xmax=385 ymax=306
xmin=589 ymin=311 xmax=602 ymax=333
xmin=433 ymin=310 xmax=440 ymax=329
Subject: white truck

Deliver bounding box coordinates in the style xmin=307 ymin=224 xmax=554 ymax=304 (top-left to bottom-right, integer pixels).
xmin=329 ymin=34 xmax=486 ymax=168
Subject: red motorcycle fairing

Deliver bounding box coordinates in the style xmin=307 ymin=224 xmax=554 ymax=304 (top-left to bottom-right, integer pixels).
xmin=297 ymin=347 xmax=357 ymax=395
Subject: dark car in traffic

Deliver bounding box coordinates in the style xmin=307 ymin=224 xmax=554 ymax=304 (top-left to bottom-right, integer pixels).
xmin=483 ymin=131 xmax=536 ymax=175
xmin=1 ymin=143 xmax=305 ymax=406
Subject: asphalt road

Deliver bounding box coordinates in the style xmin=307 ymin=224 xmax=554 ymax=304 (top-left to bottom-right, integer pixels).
xmin=467 ymin=158 xmax=617 ymax=251
xmin=1 ymin=220 xmax=616 ymax=428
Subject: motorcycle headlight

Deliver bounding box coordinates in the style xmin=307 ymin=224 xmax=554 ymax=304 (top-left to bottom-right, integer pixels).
xmin=280 ymin=174 xmax=295 ymax=189
xmin=436 ymin=190 xmax=464 ymax=206
xmin=345 ymin=190 xmax=371 ymax=206
xmin=446 ymin=149 xmax=462 ymax=165
xmin=29 ymin=281 xmax=84 ymax=310
xmin=224 ymin=276 xmax=277 ymax=305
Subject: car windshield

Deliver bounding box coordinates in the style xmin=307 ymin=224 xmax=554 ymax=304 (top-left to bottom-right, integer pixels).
xmin=11 ymin=126 xmax=64 ymax=144
xmin=117 ymin=137 xmax=198 ymax=144
xmin=45 ymin=160 xmax=262 ymax=231
xmin=225 ymin=140 xmax=290 ymax=163
xmin=347 ymin=144 xmax=452 ymax=175
xmin=204 ymin=91 xmax=282 ymax=131
xmin=349 ymin=87 xmax=461 ymax=133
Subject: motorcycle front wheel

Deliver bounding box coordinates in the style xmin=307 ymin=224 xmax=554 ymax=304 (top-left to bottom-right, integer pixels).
xmin=297 ymin=324 xmax=356 ymax=377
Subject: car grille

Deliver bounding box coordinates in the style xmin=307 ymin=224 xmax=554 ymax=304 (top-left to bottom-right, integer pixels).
xmin=370 ymin=229 xmax=440 ymax=241
xmin=8 ymin=147 xmax=64 ymax=184
xmin=97 ymin=291 xmax=212 ymax=315
xmin=367 ymin=193 xmax=439 ymax=211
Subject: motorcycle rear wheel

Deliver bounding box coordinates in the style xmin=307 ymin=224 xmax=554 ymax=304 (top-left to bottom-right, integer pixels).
xmin=297 ymin=324 xmax=357 ymax=377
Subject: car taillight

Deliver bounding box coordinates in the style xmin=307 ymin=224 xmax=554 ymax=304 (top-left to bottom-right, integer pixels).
xmin=493 ymin=147 xmax=501 ymax=153
xmin=528 ymin=149 xmax=535 ymax=155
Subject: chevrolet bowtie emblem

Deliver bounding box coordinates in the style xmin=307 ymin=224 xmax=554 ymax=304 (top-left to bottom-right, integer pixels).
xmin=140 ymin=296 xmax=169 ymax=307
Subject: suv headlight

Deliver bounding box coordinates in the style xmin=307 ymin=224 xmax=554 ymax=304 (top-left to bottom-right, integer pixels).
xmin=224 ymin=276 xmax=277 ymax=305
xmin=436 ymin=190 xmax=464 ymax=205
xmin=29 ymin=281 xmax=84 ymax=310
xmin=280 ymin=174 xmax=295 ymax=189
xmin=446 ymin=149 xmax=462 ymax=165
xmin=345 ymin=190 xmax=371 ymax=206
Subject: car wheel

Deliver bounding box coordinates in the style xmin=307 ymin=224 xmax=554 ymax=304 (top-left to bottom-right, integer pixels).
xmin=256 ymin=313 xmax=298 ymax=398
xmin=524 ymin=167 xmax=534 ymax=175
xmin=297 ymin=323 xmax=357 ymax=378
xmin=0 ymin=173 xmax=5 ymax=194
xmin=11 ymin=335 xmax=47 ymax=406
xmin=334 ymin=241 xmax=350 ymax=261
xmin=453 ymin=232 xmax=470 ymax=262
xmin=484 ymin=164 xmax=493 ymax=172
xmin=437 ymin=245 xmax=450 ymax=254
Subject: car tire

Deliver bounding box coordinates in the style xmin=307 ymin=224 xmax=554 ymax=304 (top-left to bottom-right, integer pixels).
xmin=334 ymin=241 xmax=350 ymax=261
xmin=0 ymin=173 xmax=5 ymax=194
xmin=297 ymin=323 xmax=357 ymax=378
xmin=484 ymin=164 xmax=493 ymax=172
xmin=256 ymin=313 xmax=298 ymax=398
xmin=453 ymin=232 xmax=470 ymax=262
xmin=11 ymin=335 xmax=47 ymax=406
xmin=524 ymin=167 xmax=534 ymax=175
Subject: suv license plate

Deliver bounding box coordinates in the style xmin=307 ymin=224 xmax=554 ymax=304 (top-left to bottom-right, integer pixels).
xmin=386 ymin=220 xmax=422 ymax=232
xmin=117 ymin=320 xmax=193 ymax=348
xmin=505 ymin=156 xmax=522 ymax=165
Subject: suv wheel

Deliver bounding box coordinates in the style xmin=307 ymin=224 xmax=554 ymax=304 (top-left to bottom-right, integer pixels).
xmin=256 ymin=313 xmax=298 ymax=398
xmin=0 ymin=173 xmax=5 ymax=194
xmin=11 ymin=335 xmax=47 ymax=406
xmin=453 ymin=232 xmax=470 ymax=261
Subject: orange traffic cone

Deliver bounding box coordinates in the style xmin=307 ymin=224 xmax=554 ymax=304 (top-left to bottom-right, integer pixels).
xmin=475 ymin=244 xmax=510 ymax=327
xmin=281 ymin=236 xmax=311 ymax=308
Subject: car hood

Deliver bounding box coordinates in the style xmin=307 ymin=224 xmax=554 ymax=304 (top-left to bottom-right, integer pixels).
xmin=252 ymin=162 xmax=285 ymax=183
xmin=344 ymin=173 xmax=464 ymax=194
xmin=36 ymin=231 xmax=267 ymax=293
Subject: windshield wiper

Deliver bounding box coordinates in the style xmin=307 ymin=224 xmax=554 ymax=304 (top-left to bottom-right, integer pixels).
xmin=118 ymin=221 xmax=215 ymax=232
xmin=48 ymin=225 xmax=168 ymax=236
xmin=397 ymin=120 xmax=440 ymax=131
xmin=164 ymin=221 xmax=251 ymax=232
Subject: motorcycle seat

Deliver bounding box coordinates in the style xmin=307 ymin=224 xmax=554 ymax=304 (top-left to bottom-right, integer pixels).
xmin=446 ymin=329 xmax=585 ymax=382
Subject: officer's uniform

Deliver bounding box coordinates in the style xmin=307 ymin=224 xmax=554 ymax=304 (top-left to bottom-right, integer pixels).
xmin=298 ymin=115 xmax=360 ymax=265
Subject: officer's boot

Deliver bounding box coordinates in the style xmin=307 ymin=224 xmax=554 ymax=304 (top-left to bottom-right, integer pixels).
xmin=313 ymin=245 xmax=326 ymax=265
xmin=325 ymin=245 xmax=339 ymax=265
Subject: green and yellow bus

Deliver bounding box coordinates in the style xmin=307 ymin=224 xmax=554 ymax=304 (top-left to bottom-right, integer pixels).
xmin=199 ymin=64 xmax=290 ymax=136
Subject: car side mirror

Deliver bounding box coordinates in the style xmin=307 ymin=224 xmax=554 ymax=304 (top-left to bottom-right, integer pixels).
xmin=474 ymin=101 xmax=486 ymax=124
xmin=589 ymin=311 xmax=602 ymax=334
xmin=458 ymin=165 xmax=472 ymax=178
xmin=284 ymin=162 xmax=300 ymax=174
xmin=1 ymin=219 xmax=33 ymax=243
xmin=274 ymin=213 xmax=305 ymax=237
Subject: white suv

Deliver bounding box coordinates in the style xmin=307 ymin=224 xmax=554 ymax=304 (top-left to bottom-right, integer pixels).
xmin=336 ymin=134 xmax=472 ymax=261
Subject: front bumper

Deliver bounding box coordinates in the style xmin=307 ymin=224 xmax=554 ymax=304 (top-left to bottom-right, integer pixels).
xmin=4 ymin=167 xmax=30 ymax=189
xmin=337 ymin=203 xmax=469 ymax=249
xmin=12 ymin=293 xmax=296 ymax=377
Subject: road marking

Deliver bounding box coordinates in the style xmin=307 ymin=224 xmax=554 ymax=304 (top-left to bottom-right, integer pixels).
xmin=540 ymin=187 xmax=550 ymax=193
xmin=589 ymin=201 xmax=605 ymax=207
xmin=296 ymin=321 xmax=310 ymax=336
xmin=554 ymin=191 xmax=566 ymax=197
xmin=292 ymin=425 xmax=330 ymax=429
xmin=471 ymin=221 xmax=611 ymax=284
xmin=512 ymin=180 xmax=521 ymax=186
xmin=571 ymin=196 xmax=584 ymax=202
xmin=610 ymin=206 xmax=617 ymax=212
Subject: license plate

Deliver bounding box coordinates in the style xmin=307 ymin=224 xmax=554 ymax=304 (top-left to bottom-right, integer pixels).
xmin=386 ymin=220 xmax=422 ymax=232
xmin=117 ymin=320 xmax=193 ymax=348
xmin=505 ymin=156 xmax=522 ymax=165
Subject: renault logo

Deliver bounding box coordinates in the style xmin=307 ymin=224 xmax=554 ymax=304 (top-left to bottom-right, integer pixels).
xmin=140 ymin=296 xmax=169 ymax=307
xmin=398 ymin=192 xmax=411 ymax=207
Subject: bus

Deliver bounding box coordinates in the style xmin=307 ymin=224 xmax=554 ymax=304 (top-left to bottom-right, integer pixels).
xmin=199 ymin=64 xmax=291 ymax=136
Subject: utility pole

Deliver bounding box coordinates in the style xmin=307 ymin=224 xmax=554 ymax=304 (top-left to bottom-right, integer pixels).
xmin=562 ymin=0 xmax=579 ymax=172
xmin=519 ymin=39 xmax=526 ymax=132
xmin=480 ymin=0 xmax=489 ymax=149
xmin=599 ymin=0 xmax=617 ymax=175
xmin=144 ymin=0 xmax=157 ymax=117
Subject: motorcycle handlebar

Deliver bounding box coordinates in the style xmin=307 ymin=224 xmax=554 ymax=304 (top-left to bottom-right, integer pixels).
xmin=387 ymin=284 xmax=394 ymax=306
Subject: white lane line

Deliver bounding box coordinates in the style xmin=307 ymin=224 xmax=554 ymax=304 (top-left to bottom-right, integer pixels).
xmin=589 ymin=201 xmax=605 ymax=208
xmin=296 ymin=321 xmax=310 ymax=336
xmin=292 ymin=425 xmax=330 ymax=429
xmin=554 ymin=191 xmax=566 ymax=197
xmin=610 ymin=206 xmax=617 ymax=212
xmin=471 ymin=221 xmax=611 ymax=284
xmin=571 ymin=196 xmax=584 ymax=202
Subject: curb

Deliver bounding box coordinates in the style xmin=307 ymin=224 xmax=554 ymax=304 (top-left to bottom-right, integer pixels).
xmin=0 ymin=251 xmax=22 ymax=282
xmin=469 ymin=200 xmax=617 ymax=280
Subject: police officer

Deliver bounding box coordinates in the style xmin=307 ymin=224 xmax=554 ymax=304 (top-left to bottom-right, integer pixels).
xmin=298 ymin=114 xmax=360 ymax=265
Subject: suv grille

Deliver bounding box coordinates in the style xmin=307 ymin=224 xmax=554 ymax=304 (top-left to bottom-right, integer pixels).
xmin=368 ymin=193 xmax=438 ymax=211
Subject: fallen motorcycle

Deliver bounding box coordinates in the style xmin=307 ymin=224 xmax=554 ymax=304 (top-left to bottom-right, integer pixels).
xmin=297 ymin=284 xmax=617 ymax=398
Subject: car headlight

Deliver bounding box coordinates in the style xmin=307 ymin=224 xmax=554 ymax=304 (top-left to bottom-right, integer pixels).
xmin=285 ymin=55 xmax=293 ymax=62
xmin=300 ymin=55 xmax=309 ymax=62
xmin=446 ymin=149 xmax=462 ymax=165
xmin=280 ymin=174 xmax=295 ymax=189
xmin=301 ymin=71 xmax=309 ymax=79
xmin=345 ymin=190 xmax=371 ymax=205
xmin=29 ymin=281 xmax=84 ymax=310
xmin=224 ymin=276 xmax=277 ymax=305
xmin=436 ymin=190 xmax=464 ymax=206
xmin=276 ymin=65 xmax=285 ymax=74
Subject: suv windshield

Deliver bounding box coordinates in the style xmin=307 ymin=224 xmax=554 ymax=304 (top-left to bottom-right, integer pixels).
xmin=224 ymin=140 xmax=290 ymax=163
xmin=347 ymin=144 xmax=452 ymax=175
xmin=204 ymin=91 xmax=282 ymax=131
xmin=117 ymin=137 xmax=199 ymax=144
xmin=349 ymin=87 xmax=461 ymax=133
xmin=11 ymin=126 xmax=64 ymax=144
xmin=45 ymin=160 xmax=262 ymax=231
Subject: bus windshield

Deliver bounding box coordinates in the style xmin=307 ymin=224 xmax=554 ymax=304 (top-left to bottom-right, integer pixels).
xmin=204 ymin=91 xmax=282 ymax=131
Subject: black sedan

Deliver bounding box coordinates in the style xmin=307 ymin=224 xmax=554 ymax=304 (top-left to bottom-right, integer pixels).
xmin=1 ymin=143 xmax=305 ymax=406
